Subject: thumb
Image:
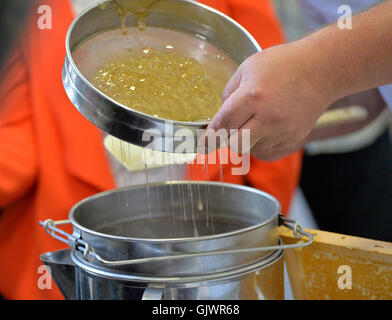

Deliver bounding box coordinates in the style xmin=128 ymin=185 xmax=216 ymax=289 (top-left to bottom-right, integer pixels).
xmin=198 ymin=87 xmax=255 ymax=153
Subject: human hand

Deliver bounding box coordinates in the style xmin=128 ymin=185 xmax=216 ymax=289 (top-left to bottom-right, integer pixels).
xmin=202 ymin=42 xmax=340 ymax=161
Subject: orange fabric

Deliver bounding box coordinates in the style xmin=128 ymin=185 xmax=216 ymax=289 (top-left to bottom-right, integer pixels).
xmin=0 ymin=0 xmax=301 ymax=300
xmin=0 ymin=0 xmax=115 ymax=300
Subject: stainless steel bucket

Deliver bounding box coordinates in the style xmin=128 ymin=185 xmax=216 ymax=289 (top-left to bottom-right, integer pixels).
xmin=63 ymin=0 xmax=261 ymax=152
xmin=40 ymin=182 xmax=312 ymax=300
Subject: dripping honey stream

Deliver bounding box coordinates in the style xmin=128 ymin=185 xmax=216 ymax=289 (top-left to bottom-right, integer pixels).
xmin=92 ymin=0 xmax=235 ymax=237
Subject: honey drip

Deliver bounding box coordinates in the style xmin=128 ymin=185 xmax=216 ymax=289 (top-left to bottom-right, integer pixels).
xmin=109 ymin=0 xmax=163 ymax=33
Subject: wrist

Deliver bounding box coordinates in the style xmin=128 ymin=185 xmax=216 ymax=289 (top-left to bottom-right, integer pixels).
xmin=295 ymin=32 xmax=353 ymax=107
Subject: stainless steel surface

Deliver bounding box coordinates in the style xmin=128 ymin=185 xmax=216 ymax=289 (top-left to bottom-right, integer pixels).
xmin=41 ymin=247 xmax=284 ymax=300
xmin=73 ymin=248 xmax=284 ymax=300
xmin=63 ymin=0 xmax=261 ymax=152
xmin=39 ymin=182 xmax=313 ymax=300
xmin=142 ymin=287 xmax=164 ymax=300
xmin=40 ymin=250 xmax=76 ymax=300
xmin=68 ymin=181 xmax=281 ymax=276
xmin=40 ymin=182 xmax=313 ymax=275
xmin=40 ymin=215 xmax=313 ymax=268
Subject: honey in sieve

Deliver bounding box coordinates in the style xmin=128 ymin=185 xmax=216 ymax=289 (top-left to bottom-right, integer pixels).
xmin=87 ymin=1 xmax=238 ymax=122
xmin=93 ymin=46 xmax=231 ymax=122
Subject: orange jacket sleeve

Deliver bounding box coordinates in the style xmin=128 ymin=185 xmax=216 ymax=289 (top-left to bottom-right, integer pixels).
xmin=226 ymin=0 xmax=284 ymax=48
xmin=0 ymin=48 xmax=37 ymax=208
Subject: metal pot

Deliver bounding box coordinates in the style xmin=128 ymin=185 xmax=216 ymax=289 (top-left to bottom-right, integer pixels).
xmin=40 ymin=182 xmax=312 ymax=300
xmin=62 ymin=0 xmax=261 ymax=152
xmin=41 ymin=247 xmax=285 ymax=300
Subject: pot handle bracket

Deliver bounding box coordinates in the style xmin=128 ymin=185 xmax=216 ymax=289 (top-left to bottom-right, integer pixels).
xmin=279 ymin=214 xmax=314 ymax=245
xmin=40 ymin=219 xmax=94 ymax=261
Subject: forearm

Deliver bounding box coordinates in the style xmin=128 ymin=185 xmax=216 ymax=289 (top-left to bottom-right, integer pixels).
xmin=297 ymin=0 xmax=392 ymax=105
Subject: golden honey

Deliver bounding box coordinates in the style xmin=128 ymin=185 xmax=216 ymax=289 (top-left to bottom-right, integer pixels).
xmin=90 ymin=1 xmax=238 ymax=122
xmin=109 ymin=0 xmax=163 ymax=33
xmin=93 ymin=46 xmax=231 ymax=122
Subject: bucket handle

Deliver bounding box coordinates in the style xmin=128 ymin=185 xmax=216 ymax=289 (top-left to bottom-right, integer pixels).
xmin=39 ymin=215 xmax=313 ymax=267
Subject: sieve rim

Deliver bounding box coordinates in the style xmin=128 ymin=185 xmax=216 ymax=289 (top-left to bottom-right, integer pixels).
xmin=65 ymin=0 xmax=262 ymax=127
xmin=68 ymin=181 xmax=281 ymax=243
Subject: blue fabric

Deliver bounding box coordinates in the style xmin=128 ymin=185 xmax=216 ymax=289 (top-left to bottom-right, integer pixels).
xmin=297 ymin=0 xmax=392 ymax=109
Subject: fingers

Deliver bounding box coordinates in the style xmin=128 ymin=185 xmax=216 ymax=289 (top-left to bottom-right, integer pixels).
xmin=209 ymin=87 xmax=257 ymax=133
xmin=227 ymin=117 xmax=263 ymax=154
xmin=198 ymin=87 xmax=256 ymax=153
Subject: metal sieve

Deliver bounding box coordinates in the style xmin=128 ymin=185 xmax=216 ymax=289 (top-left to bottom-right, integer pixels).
xmin=63 ymin=0 xmax=261 ymax=152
